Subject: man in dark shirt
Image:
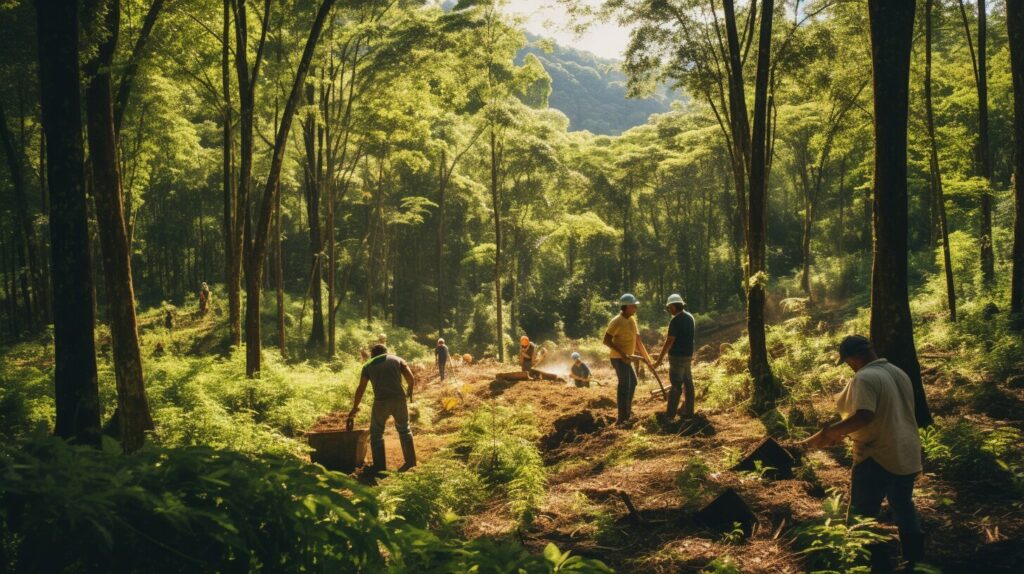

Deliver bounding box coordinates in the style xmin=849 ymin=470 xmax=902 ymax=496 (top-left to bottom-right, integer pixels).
xmin=570 ymin=352 xmax=591 ymax=388
xmin=654 ymin=294 xmax=696 ymax=417
xmin=347 ymin=344 xmax=417 ymax=472
xmin=435 ymin=338 xmax=450 ymax=382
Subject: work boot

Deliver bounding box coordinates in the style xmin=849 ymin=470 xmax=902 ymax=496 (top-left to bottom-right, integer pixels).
xmin=371 ymin=441 xmax=387 ymax=473
xmin=398 ymin=435 xmax=417 ymax=472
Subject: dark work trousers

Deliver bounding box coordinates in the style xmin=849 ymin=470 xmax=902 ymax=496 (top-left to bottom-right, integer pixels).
xmin=667 ymin=356 xmax=694 ymax=417
xmin=369 ymin=397 xmax=416 ymax=471
xmin=438 ymin=359 xmax=447 ymax=381
xmin=851 ymin=457 xmax=924 ymax=563
xmin=611 ymin=358 xmax=638 ymax=422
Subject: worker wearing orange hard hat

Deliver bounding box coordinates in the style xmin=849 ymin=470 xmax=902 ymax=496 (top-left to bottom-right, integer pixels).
xmin=519 ymin=335 xmax=538 ymax=378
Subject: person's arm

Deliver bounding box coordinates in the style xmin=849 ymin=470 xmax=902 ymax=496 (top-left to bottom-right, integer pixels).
xmin=656 ymin=335 xmax=676 ymax=366
xmin=401 ymin=363 xmax=416 ymax=400
xmin=800 ymin=409 xmax=875 ymax=449
xmin=347 ymin=375 xmax=370 ymax=429
xmin=603 ymin=332 xmax=632 ymax=360
xmin=634 ymin=331 xmax=653 ymax=363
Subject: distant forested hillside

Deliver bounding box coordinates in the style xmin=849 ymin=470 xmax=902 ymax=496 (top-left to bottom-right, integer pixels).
xmin=518 ymin=35 xmax=676 ymax=135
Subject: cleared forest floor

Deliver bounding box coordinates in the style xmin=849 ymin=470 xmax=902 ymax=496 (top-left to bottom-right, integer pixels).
xmin=361 ymin=332 xmax=1024 ymax=573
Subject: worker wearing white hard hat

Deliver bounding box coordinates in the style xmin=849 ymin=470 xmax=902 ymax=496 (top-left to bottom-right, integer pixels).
xmin=570 ymin=352 xmax=591 ymax=388
xmin=654 ymin=294 xmax=696 ymax=418
xmin=603 ymin=293 xmax=652 ymax=424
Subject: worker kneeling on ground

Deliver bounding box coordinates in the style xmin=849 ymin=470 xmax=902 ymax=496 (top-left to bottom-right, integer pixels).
xmin=519 ymin=335 xmax=538 ymax=378
xmin=799 ymin=335 xmax=925 ymax=572
xmin=570 ymin=352 xmax=591 ymax=388
xmin=603 ymin=293 xmax=652 ymax=425
xmin=654 ymin=294 xmax=696 ymax=418
xmin=347 ymin=344 xmax=417 ymax=472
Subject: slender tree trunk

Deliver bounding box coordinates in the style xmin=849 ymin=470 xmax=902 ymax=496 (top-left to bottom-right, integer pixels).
xmin=1 ymin=232 xmax=18 ymax=337
xmin=275 ymin=183 xmax=285 ymax=356
xmin=326 ymin=156 xmax=336 ymax=356
xmin=747 ymin=0 xmax=780 ymax=413
xmin=490 ymin=127 xmax=504 ymax=362
xmin=36 ymin=0 xmax=101 ymax=445
xmin=84 ymin=0 xmax=153 ymax=452
xmin=437 ymin=150 xmax=446 ymax=339
xmin=1009 ymin=0 xmax=1024 ymax=319
xmin=867 ymin=0 xmax=932 ymax=427
xmin=0 ymin=104 xmax=40 ymax=330
xmin=243 ymin=0 xmax=337 ymax=377
xmin=302 ymin=84 xmax=325 ymax=348
xmin=223 ymin=0 xmax=240 ymax=346
xmin=977 ymin=0 xmax=995 ymax=286
xmin=925 ymin=0 xmax=957 ymax=321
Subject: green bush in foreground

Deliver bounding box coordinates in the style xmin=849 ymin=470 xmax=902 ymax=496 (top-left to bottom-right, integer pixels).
xmin=452 ymin=405 xmax=548 ymax=528
xmin=792 ymin=493 xmax=888 ymax=574
xmin=0 ymin=436 xmax=611 ymax=573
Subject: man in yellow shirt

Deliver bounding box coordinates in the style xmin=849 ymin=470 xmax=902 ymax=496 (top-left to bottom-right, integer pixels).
xmin=603 ymin=293 xmax=653 ymax=425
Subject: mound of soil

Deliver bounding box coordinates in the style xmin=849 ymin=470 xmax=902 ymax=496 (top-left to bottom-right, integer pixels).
xmin=653 ymin=413 xmax=717 ymax=437
xmin=542 ymin=409 xmax=612 ymax=451
xmin=308 ymin=411 xmax=349 ymax=433
xmin=587 ymin=396 xmax=616 ymax=410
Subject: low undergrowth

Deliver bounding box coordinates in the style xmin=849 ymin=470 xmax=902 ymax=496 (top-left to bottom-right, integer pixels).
xmin=0 ymin=435 xmax=610 ymax=573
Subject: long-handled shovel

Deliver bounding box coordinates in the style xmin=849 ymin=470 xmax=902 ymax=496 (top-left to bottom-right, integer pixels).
xmin=634 ymin=355 xmax=668 ymax=399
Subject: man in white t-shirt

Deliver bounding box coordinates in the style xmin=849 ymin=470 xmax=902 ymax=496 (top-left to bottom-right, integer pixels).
xmin=801 ymin=335 xmax=924 ymax=571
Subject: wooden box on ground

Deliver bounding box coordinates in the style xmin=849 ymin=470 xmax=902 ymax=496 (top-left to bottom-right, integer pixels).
xmin=306 ymin=430 xmax=369 ymax=473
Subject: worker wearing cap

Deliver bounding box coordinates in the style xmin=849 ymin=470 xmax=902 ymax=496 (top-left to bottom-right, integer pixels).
xmin=654 ymin=294 xmax=696 ymax=418
xmin=519 ymin=335 xmax=538 ymax=377
xmin=603 ymin=293 xmax=652 ymax=424
xmin=435 ymin=338 xmax=450 ymax=382
xmin=570 ymin=352 xmax=591 ymax=388
xmin=347 ymin=344 xmax=417 ymax=473
xmin=800 ymin=335 xmax=924 ymax=570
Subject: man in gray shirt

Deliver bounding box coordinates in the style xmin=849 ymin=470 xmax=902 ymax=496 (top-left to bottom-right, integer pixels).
xmin=347 ymin=344 xmax=417 ymax=472
xmin=801 ymin=335 xmax=924 ymax=571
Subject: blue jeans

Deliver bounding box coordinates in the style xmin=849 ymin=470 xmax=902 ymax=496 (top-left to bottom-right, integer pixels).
xmin=611 ymin=358 xmax=638 ymax=422
xmin=851 ymin=457 xmax=924 ymax=563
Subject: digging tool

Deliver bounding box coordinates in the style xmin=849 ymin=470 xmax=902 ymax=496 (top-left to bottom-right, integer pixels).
xmin=633 ymin=354 xmax=669 ymax=399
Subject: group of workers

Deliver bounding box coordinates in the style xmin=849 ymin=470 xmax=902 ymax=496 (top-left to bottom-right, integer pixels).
xmin=344 ymin=293 xmax=925 ymax=570
xmin=603 ymin=293 xmax=696 ymax=425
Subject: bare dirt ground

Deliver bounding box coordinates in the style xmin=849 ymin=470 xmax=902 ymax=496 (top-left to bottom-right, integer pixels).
xmin=315 ymin=325 xmax=1024 ymax=573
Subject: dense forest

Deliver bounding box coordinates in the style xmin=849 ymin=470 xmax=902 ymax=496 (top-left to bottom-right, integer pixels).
xmin=1 ymin=0 xmax=1023 ymax=572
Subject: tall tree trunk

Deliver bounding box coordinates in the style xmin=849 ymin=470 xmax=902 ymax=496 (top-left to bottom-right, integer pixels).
xmin=0 ymin=104 xmax=40 ymax=330
xmin=437 ymin=150 xmax=446 ymax=339
xmin=326 ymin=156 xmax=336 ymax=357
xmin=36 ymin=0 xmax=101 ymax=445
xmin=84 ymin=0 xmax=153 ymax=452
xmin=275 ymin=182 xmax=285 ymax=356
xmin=243 ymin=0 xmax=337 ymax=377
xmin=1009 ymin=0 xmax=1024 ymax=319
xmin=925 ymin=0 xmax=957 ymax=321
xmin=977 ymin=0 xmax=994 ymax=286
xmin=490 ymin=127 xmax=504 ymax=362
xmin=302 ymin=84 xmax=325 ymax=349
xmin=747 ymin=0 xmax=780 ymax=413
xmin=223 ymin=0 xmax=241 ymax=347
xmin=867 ymin=0 xmax=932 ymax=427
xmin=723 ymin=0 xmax=751 ymax=256
xmin=1 ymin=231 xmax=18 ymax=337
